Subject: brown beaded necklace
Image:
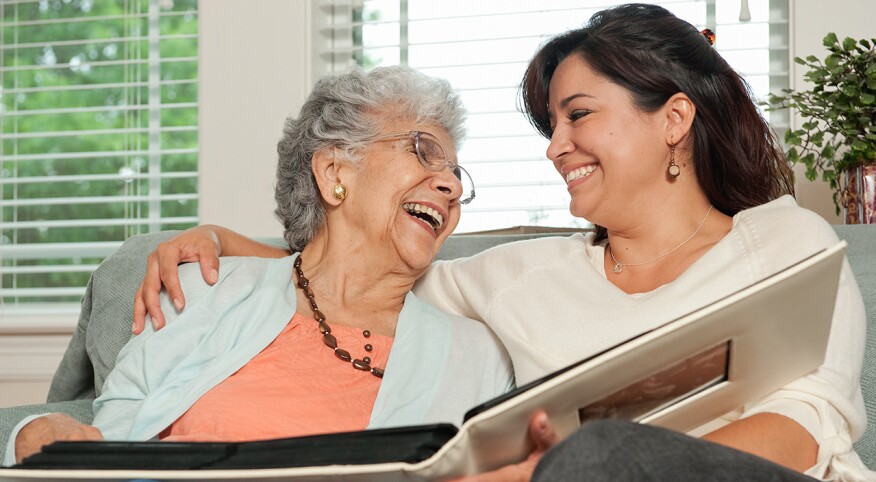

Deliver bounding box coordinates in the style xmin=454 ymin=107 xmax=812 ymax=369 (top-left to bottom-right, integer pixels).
xmin=293 ymin=255 xmax=385 ymax=378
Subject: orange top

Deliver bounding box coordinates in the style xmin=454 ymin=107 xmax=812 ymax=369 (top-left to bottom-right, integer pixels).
xmin=161 ymin=313 xmax=393 ymax=442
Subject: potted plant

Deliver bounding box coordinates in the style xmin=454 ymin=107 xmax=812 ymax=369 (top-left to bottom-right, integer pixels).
xmin=764 ymin=32 xmax=876 ymax=224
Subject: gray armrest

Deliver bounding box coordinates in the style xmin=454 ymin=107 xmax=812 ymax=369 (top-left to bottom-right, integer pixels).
xmin=48 ymin=231 xmax=181 ymax=402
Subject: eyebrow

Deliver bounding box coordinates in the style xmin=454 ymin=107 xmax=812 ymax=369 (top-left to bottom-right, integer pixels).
xmin=560 ymin=93 xmax=594 ymax=108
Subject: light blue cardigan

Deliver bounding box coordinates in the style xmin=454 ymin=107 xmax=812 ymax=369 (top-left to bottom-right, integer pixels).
xmin=89 ymin=254 xmax=515 ymax=441
xmin=1 ymin=255 xmax=513 ymax=466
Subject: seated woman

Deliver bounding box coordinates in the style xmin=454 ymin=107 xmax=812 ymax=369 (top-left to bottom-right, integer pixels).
xmin=132 ymin=5 xmax=871 ymax=481
xmin=5 ymin=65 xmax=514 ymax=464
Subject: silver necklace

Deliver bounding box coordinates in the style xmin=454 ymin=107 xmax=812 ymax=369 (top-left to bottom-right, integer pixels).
xmin=607 ymin=205 xmax=714 ymax=274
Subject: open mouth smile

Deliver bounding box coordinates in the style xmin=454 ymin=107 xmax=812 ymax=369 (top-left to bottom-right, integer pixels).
xmin=565 ymin=164 xmax=598 ymax=184
xmin=402 ymin=202 xmax=445 ymax=233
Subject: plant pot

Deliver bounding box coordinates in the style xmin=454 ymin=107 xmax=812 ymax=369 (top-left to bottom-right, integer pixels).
xmin=842 ymin=165 xmax=876 ymax=224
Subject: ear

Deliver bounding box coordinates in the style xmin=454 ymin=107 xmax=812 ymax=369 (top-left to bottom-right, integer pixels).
xmin=311 ymin=148 xmax=349 ymax=206
xmin=663 ymin=92 xmax=696 ymax=146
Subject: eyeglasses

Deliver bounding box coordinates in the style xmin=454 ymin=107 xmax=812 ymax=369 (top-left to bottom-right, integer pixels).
xmin=370 ymin=130 xmax=476 ymax=205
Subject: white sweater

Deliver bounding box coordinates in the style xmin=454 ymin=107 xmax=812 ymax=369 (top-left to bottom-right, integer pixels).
xmin=414 ymin=195 xmax=872 ymax=482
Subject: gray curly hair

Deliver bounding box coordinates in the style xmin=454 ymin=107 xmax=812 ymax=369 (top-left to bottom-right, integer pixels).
xmin=274 ymin=66 xmax=467 ymax=251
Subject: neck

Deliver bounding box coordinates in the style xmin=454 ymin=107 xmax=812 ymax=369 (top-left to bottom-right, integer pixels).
xmin=604 ymin=192 xmax=719 ymax=265
xmin=295 ymin=228 xmax=418 ymax=334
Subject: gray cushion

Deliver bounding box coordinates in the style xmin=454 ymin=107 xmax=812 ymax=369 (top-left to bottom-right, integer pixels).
xmin=836 ymin=226 xmax=876 ymax=467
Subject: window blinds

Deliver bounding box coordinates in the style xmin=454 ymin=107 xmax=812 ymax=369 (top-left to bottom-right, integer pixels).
xmin=0 ymin=0 xmax=199 ymax=320
xmin=312 ymin=0 xmax=790 ymax=233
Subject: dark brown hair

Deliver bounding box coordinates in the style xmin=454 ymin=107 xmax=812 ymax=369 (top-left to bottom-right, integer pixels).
xmin=520 ymin=3 xmax=794 ymax=241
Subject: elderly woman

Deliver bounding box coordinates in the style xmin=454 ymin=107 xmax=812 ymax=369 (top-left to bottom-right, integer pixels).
xmin=133 ymin=4 xmax=870 ymax=481
xmin=4 ymin=65 xmax=514 ymax=465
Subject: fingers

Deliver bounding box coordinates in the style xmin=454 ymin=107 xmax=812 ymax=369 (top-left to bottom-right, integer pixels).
xmin=449 ymin=411 xmax=561 ymax=482
xmin=199 ymin=256 xmax=220 ymax=286
xmin=15 ymin=415 xmax=103 ymax=464
xmin=131 ymin=226 xmax=226 ymax=334
xmin=529 ymin=410 xmax=561 ymax=454
xmin=156 ymin=245 xmax=186 ymax=313
xmin=141 ymin=252 xmax=167 ymax=332
xmin=132 ymin=285 xmax=148 ymax=335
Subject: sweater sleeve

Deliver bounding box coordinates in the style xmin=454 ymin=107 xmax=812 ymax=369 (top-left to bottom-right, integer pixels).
xmin=414 ymin=238 xmax=543 ymax=323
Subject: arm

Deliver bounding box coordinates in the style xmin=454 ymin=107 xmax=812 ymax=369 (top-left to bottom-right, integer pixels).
xmin=133 ymin=224 xmax=290 ymax=333
xmin=704 ymin=259 xmax=867 ymax=475
xmin=702 ymin=412 xmax=817 ymax=472
xmin=11 ymin=414 xmax=103 ymax=465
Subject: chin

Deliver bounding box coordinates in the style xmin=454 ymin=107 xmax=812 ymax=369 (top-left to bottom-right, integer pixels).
xmin=568 ymin=199 xmax=594 ymax=220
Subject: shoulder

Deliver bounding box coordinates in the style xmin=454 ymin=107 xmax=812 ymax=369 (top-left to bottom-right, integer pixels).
xmin=176 ymin=256 xmax=295 ymax=294
xmin=408 ymin=294 xmax=507 ymax=359
xmin=159 ymin=256 xmax=296 ymax=326
xmin=732 ymin=195 xmax=839 ymax=253
xmin=441 ymin=233 xmax=592 ymax=272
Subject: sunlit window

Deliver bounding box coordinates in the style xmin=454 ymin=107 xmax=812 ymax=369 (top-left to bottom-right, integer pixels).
xmin=313 ymin=0 xmax=789 ymax=232
xmin=0 ymin=0 xmax=199 ymax=318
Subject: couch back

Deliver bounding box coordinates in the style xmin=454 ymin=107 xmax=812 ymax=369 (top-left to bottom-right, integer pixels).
xmin=833 ymin=226 xmax=876 ymax=466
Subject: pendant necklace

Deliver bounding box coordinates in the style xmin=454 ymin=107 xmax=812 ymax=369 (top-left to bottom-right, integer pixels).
xmin=607 ymin=205 xmax=713 ymax=274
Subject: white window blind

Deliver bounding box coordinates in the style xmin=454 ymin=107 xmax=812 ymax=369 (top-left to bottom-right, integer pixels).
xmin=312 ymin=0 xmax=790 ymax=233
xmin=1 ymin=0 xmax=199 ymax=320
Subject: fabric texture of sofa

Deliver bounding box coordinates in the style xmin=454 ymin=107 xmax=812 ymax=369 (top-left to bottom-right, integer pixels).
xmin=0 ymin=226 xmax=874 ymax=469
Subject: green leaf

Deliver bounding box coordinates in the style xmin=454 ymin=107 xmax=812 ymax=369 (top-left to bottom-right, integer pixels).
xmin=862 ymin=39 xmax=873 ymax=49
xmin=841 ymin=85 xmax=860 ymax=97
xmin=852 ymin=139 xmax=869 ymax=150
xmin=843 ymin=37 xmax=858 ymax=51
xmin=825 ymin=54 xmax=840 ymax=69
xmin=824 ymin=169 xmax=836 ymax=183
xmin=861 ymin=93 xmax=876 ymax=104
xmin=824 ymin=32 xmax=839 ymax=47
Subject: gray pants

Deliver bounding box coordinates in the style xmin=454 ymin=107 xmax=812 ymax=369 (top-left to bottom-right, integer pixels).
xmin=532 ymin=420 xmax=818 ymax=482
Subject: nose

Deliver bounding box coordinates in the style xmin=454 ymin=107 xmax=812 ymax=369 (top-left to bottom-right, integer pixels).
xmin=432 ymin=167 xmax=462 ymax=201
xmin=546 ymin=122 xmax=573 ymax=164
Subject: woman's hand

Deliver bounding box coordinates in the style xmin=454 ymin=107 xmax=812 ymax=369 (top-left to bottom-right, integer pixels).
xmin=15 ymin=414 xmax=104 ymax=464
xmin=132 ymin=225 xmax=223 ymax=334
xmin=131 ymin=225 xmax=291 ymax=334
xmin=452 ymin=410 xmax=560 ymax=482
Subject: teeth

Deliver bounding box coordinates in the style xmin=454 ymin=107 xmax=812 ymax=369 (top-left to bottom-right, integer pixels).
xmin=402 ymin=203 xmax=444 ymax=232
xmin=566 ymin=164 xmax=598 ymax=183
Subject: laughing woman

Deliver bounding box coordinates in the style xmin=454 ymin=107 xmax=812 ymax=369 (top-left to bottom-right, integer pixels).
xmin=6 ymin=66 xmax=514 ymax=464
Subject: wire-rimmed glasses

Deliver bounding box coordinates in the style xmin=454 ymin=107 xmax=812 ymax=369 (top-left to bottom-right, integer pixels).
xmin=370 ymin=130 xmax=476 ymax=204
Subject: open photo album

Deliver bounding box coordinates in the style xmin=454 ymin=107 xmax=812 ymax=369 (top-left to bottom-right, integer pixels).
xmin=0 ymin=241 xmax=847 ymax=482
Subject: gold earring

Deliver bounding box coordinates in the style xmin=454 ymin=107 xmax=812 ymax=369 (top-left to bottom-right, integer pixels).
xmin=667 ymin=145 xmax=681 ymax=179
xmin=332 ymin=183 xmax=347 ymax=201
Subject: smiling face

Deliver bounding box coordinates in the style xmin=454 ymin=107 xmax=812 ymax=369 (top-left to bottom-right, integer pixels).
xmin=546 ymin=55 xmax=672 ymax=228
xmin=334 ymin=119 xmax=463 ymax=272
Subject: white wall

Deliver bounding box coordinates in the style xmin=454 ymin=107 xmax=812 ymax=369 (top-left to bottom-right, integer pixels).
xmin=197 ymin=0 xmax=311 ymax=237
xmin=788 ymin=0 xmax=875 ymax=223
